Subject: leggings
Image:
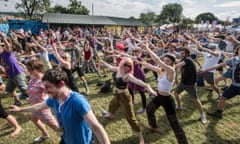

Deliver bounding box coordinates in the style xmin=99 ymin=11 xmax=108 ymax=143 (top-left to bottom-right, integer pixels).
xmin=0 ymin=102 xmax=8 ymax=119
xmin=128 ymin=88 xmax=146 ymax=109
xmin=146 ymin=94 xmax=188 ymax=144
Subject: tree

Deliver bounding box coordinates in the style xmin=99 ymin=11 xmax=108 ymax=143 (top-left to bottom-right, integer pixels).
xmin=15 ymin=0 xmax=50 ymax=19
xmin=139 ymin=12 xmax=156 ymax=26
xmin=195 ymin=12 xmax=218 ymax=24
xmin=67 ymin=0 xmax=89 ymax=15
xmin=47 ymin=5 xmax=68 ymax=13
xmin=178 ymin=17 xmax=194 ymax=30
xmin=157 ymin=3 xmax=183 ymax=24
xmin=48 ymin=0 xmax=89 ymax=15
xmin=129 ymin=16 xmax=137 ymax=20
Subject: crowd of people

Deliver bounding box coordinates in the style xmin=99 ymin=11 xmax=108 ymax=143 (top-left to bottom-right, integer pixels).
xmin=0 ymin=25 xmax=239 ymax=144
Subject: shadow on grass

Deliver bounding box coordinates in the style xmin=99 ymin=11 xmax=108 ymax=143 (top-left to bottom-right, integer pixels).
xmin=205 ymin=97 xmax=235 ymax=144
xmin=0 ymin=130 xmax=12 ymax=137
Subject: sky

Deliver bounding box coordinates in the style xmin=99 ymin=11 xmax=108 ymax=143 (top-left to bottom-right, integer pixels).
xmin=0 ymin=0 xmax=239 ymax=21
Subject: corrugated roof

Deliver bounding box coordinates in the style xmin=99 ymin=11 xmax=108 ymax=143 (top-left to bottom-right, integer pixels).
xmin=107 ymin=17 xmax=145 ymax=26
xmin=42 ymin=13 xmax=116 ymax=25
xmin=42 ymin=13 xmax=145 ymax=26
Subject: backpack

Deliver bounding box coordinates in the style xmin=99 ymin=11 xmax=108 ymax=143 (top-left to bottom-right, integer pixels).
xmin=100 ymin=80 xmax=112 ymax=93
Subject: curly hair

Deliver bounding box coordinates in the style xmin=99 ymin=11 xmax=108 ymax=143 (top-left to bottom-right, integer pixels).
xmin=42 ymin=68 xmax=69 ymax=87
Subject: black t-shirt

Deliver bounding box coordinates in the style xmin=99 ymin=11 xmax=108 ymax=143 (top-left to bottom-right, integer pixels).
xmin=181 ymin=57 xmax=197 ymax=85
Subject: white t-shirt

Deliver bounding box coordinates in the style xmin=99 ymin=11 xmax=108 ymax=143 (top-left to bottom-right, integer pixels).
xmin=224 ymin=40 xmax=234 ymax=52
xmin=125 ymin=38 xmax=136 ymax=54
xmin=201 ymin=52 xmax=221 ymax=72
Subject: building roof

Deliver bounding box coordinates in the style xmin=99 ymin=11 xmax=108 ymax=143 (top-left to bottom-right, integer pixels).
xmin=42 ymin=13 xmax=145 ymax=26
xmin=42 ymin=13 xmax=116 ymax=25
xmin=107 ymin=17 xmax=145 ymax=26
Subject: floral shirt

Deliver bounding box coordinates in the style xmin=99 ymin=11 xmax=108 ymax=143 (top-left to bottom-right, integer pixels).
xmin=27 ymin=77 xmax=48 ymax=105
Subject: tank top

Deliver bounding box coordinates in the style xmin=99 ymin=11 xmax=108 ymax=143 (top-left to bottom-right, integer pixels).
xmin=157 ymin=75 xmax=174 ymax=94
xmin=84 ymin=48 xmax=91 ymax=60
xmin=113 ymin=72 xmax=127 ymax=89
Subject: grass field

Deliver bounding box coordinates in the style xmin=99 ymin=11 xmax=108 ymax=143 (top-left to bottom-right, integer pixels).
xmin=0 ymin=71 xmax=240 ymax=144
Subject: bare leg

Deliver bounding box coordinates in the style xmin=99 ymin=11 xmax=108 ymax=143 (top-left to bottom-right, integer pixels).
xmin=11 ymin=91 xmax=20 ymax=102
xmin=136 ymin=132 xmax=144 ymax=144
xmin=6 ymin=115 xmax=22 ymax=138
xmin=32 ymin=117 xmax=48 ymax=137
xmin=193 ymin=99 xmax=204 ymax=114
xmin=174 ymin=92 xmax=181 ymax=108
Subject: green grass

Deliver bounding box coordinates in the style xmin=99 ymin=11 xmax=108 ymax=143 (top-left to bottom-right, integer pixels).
xmin=1 ymin=71 xmax=240 ymax=144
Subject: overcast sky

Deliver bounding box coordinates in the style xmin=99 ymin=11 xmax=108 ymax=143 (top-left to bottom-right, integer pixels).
xmin=0 ymin=0 xmax=239 ymax=21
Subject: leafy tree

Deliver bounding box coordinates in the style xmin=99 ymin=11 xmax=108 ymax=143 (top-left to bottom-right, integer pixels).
xmin=178 ymin=17 xmax=194 ymax=30
xmin=139 ymin=12 xmax=156 ymax=26
xmin=48 ymin=0 xmax=89 ymax=15
xmin=129 ymin=16 xmax=137 ymax=20
xmin=195 ymin=12 xmax=218 ymax=24
xmin=15 ymin=0 xmax=50 ymax=19
xmin=47 ymin=5 xmax=67 ymax=13
xmin=157 ymin=3 xmax=183 ymax=24
xmin=67 ymin=0 xmax=89 ymax=15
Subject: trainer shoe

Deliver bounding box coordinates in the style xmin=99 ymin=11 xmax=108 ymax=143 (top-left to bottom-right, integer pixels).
xmin=137 ymin=109 xmax=146 ymax=114
xmin=34 ymin=135 xmax=49 ymax=143
xmin=176 ymin=105 xmax=183 ymax=111
xmin=102 ymin=110 xmax=112 ymax=119
xmin=200 ymin=113 xmax=207 ymax=124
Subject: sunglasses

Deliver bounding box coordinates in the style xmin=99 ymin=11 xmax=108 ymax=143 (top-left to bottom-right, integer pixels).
xmin=124 ymin=63 xmax=131 ymax=68
xmin=62 ymin=56 xmax=67 ymax=59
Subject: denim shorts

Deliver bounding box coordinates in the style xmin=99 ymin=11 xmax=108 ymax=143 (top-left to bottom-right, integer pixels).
xmin=222 ymin=84 xmax=240 ymax=99
xmin=222 ymin=68 xmax=232 ymax=79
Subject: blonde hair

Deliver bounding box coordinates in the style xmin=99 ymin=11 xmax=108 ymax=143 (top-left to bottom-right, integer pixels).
xmin=118 ymin=57 xmax=134 ymax=74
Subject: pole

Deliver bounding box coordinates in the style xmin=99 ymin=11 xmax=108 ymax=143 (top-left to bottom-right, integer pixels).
xmin=92 ymin=0 xmax=94 ymax=30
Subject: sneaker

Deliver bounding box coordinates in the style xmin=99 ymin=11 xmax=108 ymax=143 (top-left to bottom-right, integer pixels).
xmin=14 ymin=101 xmax=22 ymax=106
xmin=102 ymin=110 xmax=112 ymax=119
xmin=176 ymin=105 xmax=183 ymax=111
xmin=86 ymin=89 xmax=90 ymax=95
xmin=207 ymin=111 xmax=222 ymax=119
xmin=137 ymin=109 xmax=146 ymax=114
xmin=34 ymin=135 xmax=49 ymax=143
xmin=200 ymin=113 xmax=207 ymax=124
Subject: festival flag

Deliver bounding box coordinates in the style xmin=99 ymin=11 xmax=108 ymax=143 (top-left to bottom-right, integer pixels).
xmin=212 ymin=20 xmax=217 ymax=27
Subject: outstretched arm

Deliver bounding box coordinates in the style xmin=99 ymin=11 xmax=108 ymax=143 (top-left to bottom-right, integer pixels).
xmin=99 ymin=59 xmax=118 ymax=72
xmin=200 ymin=62 xmax=226 ymax=73
xmin=9 ymin=102 xmax=48 ymax=113
xmin=52 ymin=44 xmax=71 ymax=69
xmin=145 ymin=43 xmax=175 ymax=75
xmin=126 ymin=74 xmax=157 ymax=96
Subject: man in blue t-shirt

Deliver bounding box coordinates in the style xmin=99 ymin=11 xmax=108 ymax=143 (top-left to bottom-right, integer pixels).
xmin=9 ymin=68 xmax=110 ymax=144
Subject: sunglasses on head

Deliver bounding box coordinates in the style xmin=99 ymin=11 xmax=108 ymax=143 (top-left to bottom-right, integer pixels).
xmin=124 ymin=63 xmax=131 ymax=67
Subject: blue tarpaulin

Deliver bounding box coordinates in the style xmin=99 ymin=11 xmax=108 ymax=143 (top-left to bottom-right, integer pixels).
xmin=0 ymin=24 xmax=9 ymax=34
xmin=8 ymin=20 xmax=48 ymax=35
